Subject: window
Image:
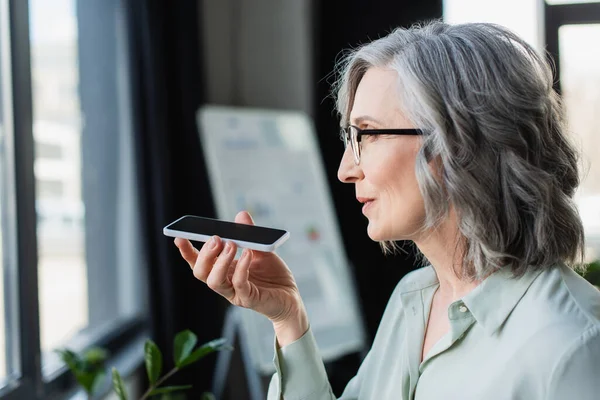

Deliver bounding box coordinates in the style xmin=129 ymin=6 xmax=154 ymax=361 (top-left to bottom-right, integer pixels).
xmin=0 ymin=0 xmax=18 ymax=388
xmin=35 ymin=142 xmax=63 ymax=159
xmin=443 ymin=0 xmax=543 ymax=50
xmin=545 ymin=1 xmax=600 ymax=260
xmin=30 ymin=0 xmax=149 ymax=377
xmin=0 ymin=0 xmax=149 ymax=398
xmin=558 ymin=23 xmax=600 ymax=260
xmin=445 ymin=0 xmax=600 ymax=260
xmin=0 ymin=130 xmax=7 ymax=383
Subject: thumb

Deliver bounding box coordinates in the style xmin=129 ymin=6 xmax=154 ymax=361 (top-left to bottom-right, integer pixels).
xmin=234 ymin=210 xmax=255 ymax=225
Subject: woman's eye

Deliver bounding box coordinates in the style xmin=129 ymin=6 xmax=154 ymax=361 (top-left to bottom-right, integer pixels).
xmin=363 ymin=134 xmax=378 ymax=143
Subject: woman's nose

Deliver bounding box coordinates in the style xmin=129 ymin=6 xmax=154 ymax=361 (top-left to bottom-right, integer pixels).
xmin=337 ymin=147 xmax=362 ymax=183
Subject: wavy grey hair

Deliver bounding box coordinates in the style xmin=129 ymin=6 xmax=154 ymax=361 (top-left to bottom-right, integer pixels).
xmin=333 ymin=20 xmax=585 ymax=280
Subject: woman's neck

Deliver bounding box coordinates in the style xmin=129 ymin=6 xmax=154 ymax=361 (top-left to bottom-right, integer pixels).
xmin=414 ymin=211 xmax=481 ymax=301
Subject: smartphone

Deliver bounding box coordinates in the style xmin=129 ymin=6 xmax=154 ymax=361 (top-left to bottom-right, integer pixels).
xmin=163 ymin=215 xmax=290 ymax=252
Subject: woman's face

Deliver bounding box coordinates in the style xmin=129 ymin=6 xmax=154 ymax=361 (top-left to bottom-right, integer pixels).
xmin=337 ymin=67 xmax=426 ymax=241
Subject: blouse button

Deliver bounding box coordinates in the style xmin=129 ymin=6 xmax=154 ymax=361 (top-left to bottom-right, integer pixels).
xmin=458 ymin=305 xmax=468 ymax=313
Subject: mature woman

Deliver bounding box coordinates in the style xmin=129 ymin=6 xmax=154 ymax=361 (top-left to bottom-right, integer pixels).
xmin=175 ymin=21 xmax=600 ymax=399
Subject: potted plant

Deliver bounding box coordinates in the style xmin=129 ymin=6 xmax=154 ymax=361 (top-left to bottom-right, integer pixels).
xmin=56 ymin=329 xmax=232 ymax=400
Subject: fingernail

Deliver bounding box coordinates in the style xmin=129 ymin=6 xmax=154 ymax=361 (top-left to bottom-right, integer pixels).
xmin=209 ymin=236 xmax=219 ymax=248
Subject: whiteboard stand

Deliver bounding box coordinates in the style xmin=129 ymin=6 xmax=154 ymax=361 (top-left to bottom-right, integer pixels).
xmin=212 ymin=306 xmax=266 ymax=400
xmin=198 ymin=105 xmax=369 ymax=398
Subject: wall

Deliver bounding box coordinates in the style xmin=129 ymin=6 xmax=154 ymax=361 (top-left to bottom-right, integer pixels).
xmin=200 ymin=0 xmax=314 ymax=116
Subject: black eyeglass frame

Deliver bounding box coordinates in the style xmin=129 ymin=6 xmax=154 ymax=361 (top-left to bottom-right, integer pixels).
xmin=341 ymin=124 xmax=426 ymax=165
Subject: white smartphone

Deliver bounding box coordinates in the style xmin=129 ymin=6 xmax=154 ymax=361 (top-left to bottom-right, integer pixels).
xmin=163 ymin=215 xmax=290 ymax=252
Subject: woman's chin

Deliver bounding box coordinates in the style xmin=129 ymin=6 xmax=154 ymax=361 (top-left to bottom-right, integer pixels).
xmin=366 ymin=223 xmax=387 ymax=241
xmin=367 ymin=222 xmax=412 ymax=242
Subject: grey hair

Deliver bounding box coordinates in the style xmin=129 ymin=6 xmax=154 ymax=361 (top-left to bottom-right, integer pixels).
xmin=333 ymin=20 xmax=585 ymax=280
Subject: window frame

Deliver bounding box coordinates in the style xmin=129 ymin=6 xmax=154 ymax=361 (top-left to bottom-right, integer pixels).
xmin=0 ymin=0 xmax=149 ymax=398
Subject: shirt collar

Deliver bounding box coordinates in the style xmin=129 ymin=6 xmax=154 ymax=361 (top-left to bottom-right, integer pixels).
xmin=461 ymin=266 xmax=545 ymax=335
xmin=398 ymin=265 xmax=439 ymax=294
xmin=398 ymin=264 xmax=546 ymax=335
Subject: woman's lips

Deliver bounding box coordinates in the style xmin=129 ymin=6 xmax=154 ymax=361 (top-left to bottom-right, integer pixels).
xmin=362 ymin=200 xmax=375 ymax=214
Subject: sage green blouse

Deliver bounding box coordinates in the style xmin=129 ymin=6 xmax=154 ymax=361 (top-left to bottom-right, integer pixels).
xmin=267 ymin=263 xmax=600 ymax=399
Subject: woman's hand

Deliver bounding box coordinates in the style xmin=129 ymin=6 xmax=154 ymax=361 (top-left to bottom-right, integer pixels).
xmin=174 ymin=211 xmax=306 ymax=329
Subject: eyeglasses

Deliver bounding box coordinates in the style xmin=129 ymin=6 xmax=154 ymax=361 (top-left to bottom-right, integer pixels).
xmin=341 ymin=125 xmax=425 ymax=165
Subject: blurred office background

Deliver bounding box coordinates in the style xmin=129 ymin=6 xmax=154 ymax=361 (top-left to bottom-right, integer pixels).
xmin=0 ymin=0 xmax=598 ymax=399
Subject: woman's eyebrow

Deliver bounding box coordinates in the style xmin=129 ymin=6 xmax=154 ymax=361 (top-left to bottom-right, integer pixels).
xmin=350 ymin=115 xmax=385 ymax=127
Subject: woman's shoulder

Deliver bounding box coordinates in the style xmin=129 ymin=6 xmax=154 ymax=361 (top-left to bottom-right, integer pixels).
xmin=554 ymin=263 xmax=600 ymax=327
xmin=514 ymin=263 xmax=600 ymax=340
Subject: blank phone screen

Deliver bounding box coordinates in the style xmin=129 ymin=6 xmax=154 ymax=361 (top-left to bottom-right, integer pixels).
xmin=167 ymin=216 xmax=287 ymax=245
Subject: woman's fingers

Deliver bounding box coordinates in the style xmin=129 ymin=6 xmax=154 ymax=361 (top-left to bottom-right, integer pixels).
xmin=232 ymin=249 xmax=253 ymax=301
xmin=177 ymin=234 xmax=255 ymax=306
xmin=206 ymin=242 xmax=237 ymax=298
xmin=234 ymin=210 xmax=255 ymax=225
xmin=226 ymin=259 xmax=238 ymax=281
xmin=174 ymin=238 xmax=199 ymax=268
xmin=192 ymin=235 xmax=223 ymax=282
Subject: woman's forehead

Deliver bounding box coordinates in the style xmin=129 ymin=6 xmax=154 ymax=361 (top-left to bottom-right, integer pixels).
xmin=350 ymin=67 xmax=408 ymax=127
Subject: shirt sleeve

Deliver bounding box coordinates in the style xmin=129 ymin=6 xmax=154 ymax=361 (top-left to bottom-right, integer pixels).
xmin=266 ymin=325 xmax=362 ymax=400
xmin=547 ymin=326 xmax=600 ymax=400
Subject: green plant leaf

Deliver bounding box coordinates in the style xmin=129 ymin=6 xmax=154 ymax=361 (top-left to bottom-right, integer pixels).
xmin=75 ymin=370 xmax=104 ymax=395
xmin=144 ymin=340 xmax=163 ymax=384
xmin=55 ymin=348 xmax=82 ymax=371
xmin=83 ymin=347 xmax=109 ymax=365
xmin=201 ymin=392 xmax=216 ymax=400
xmin=581 ymin=259 xmax=600 ymax=287
xmin=178 ymin=338 xmax=232 ymax=369
xmin=111 ymin=367 xmax=128 ymax=400
xmin=148 ymin=385 xmax=193 ymax=396
xmin=56 ymin=348 xmax=106 ymax=395
xmin=587 ymin=261 xmax=600 ymax=273
xmin=173 ymin=330 xmax=197 ymax=367
xmin=90 ymin=370 xmax=106 ymax=395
